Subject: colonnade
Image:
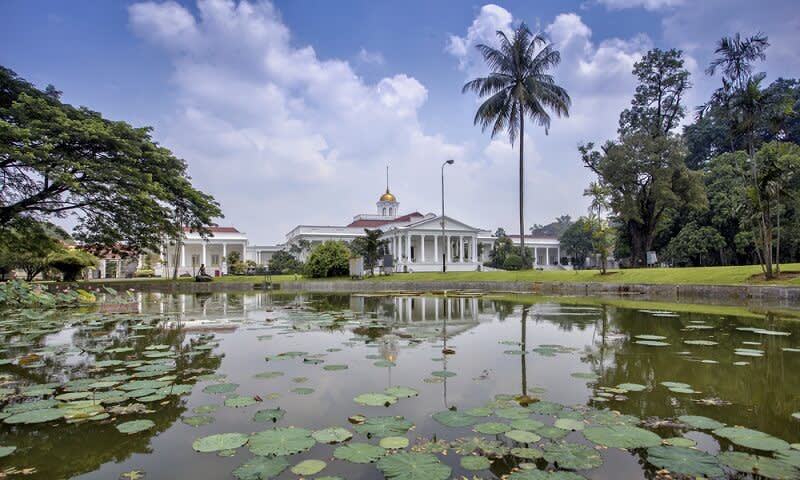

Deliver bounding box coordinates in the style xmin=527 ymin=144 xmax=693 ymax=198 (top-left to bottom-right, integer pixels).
xmin=388 ymin=233 xmax=477 ymax=264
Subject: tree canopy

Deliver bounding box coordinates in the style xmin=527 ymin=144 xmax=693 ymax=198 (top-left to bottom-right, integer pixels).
xmin=0 ymin=66 xmax=221 ymax=253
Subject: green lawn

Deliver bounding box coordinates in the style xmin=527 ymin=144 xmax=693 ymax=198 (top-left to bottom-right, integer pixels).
xmin=78 ymin=264 xmax=800 ymax=287
xmin=369 ymin=264 xmax=800 ymax=286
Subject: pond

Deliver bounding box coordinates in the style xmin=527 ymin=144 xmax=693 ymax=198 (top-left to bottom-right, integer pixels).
xmin=1 ymin=291 xmax=800 ymax=480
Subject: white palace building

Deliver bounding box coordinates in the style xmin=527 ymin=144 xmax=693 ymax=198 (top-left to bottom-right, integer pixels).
xmin=155 ymin=187 xmax=561 ymax=276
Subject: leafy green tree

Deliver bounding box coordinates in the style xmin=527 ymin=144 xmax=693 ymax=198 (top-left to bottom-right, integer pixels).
xmin=618 ymin=48 xmax=691 ymax=138
xmin=529 ymin=215 xmax=573 ymax=237
xmin=48 ymin=249 xmax=98 ymax=281
xmin=586 ymin=215 xmax=615 ymax=274
xmin=304 ymin=241 xmax=351 ymax=278
xmin=559 ymin=217 xmax=593 ymax=268
xmin=581 ymin=133 xmax=706 ymax=266
xmin=463 ymin=23 xmax=570 ymax=264
xmin=489 ymin=235 xmax=514 ymax=268
xmin=0 ymin=218 xmax=68 ymax=280
xmin=0 ymin=67 xmax=221 ymax=253
xmin=503 ymin=254 xmax=523 ymax=271
xmin=665 ymin=222 xmax=726 ymax=266
xmin=350 ymin=229 xmax=388 ymax=276
xmin=267 ymin=250 xmax=303 ymax=274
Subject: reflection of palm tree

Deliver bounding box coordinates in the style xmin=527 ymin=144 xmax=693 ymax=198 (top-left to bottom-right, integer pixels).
xmin=520 ymin=305 xmax=529 ymax=397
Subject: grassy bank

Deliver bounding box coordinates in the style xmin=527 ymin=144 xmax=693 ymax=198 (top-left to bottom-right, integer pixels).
xmin=77 ymin=263 xmax=800 ymax=287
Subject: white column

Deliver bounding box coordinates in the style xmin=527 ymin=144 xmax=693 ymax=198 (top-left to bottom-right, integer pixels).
xmin=472 ymin=238 xmax=477 ymax=263
xmin=116 ymin=260 xmax=122 ymax=278
xmin=421 ymin=297 xmax=426 ymax=322
xmin=433 ymin=235 xmax=439 ymax=264
xmin=459 ymin=236 xmax=464 ymax=262
xmin=534 ymin=247 xmax=538 ymax=266
xmin=421 ymin=235 xmax=426 ymax=263
xmin=222 ymin=242 xmax=227 ymax=259
xmin=180 ymin=244 xmax=186 ymax=268
xmin=406 ymin=233 xmax=411 ymax=262
xmin=546 ymin=247 xmax=550 ymax=266
xmin=201 ymin=242 xmax=207 ymax=267
xmin=446 ymin=236 xmax=451 ymax=262
xmin=557 ymin=247 xmax=561 ymax=264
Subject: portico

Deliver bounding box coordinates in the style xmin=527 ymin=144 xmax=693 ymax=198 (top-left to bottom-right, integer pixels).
xmin=383 ymin=216 xmax=482 ymax=272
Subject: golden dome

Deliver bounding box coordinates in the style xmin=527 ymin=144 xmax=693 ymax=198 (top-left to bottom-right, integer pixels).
xmin=379 ymin=190 xmax=397 ymax=202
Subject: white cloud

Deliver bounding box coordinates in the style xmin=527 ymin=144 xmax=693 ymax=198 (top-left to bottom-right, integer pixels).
xmin=446 ymin=4 xmax=514 ymax=74
xmin=596 ymin=0 xmax=684 ymax=10
xmin=357 ymin=48 xmax=385 ymax=65
xmin=128 ymin=0 xmax=471 ymax=243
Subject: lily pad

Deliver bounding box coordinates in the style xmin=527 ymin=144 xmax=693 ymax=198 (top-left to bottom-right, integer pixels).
xmin=678 ymin=415 xmax=724 ymax=430
xmin=380 ymin=436 xmax=410 ymax=449
xmin=0 ymin=446 xmax=16 ymax=458
xmin=192 ymin=433 xmax=249 ymax=453
xmin=511 ymin=418 xmax=545 ymax=431
xmin=662 ymin=437 xmax=696 ymax=447
xmin=254 ymin=408 xmax=286 ymax=423
xmin=323 ymin=364 xmax=348 ymax=371
xmin=333 ymin=442 xmax=386 ymax=463
xmin=460 ymin=455 xmax=491 ymax=470
xmin=291 ymin=387 xmax=314 ymax=395
xmin=646 ymin=445 xmax=723 ymax=477
xmin=719 ymin=451 xmax=799 ymax=480
xmin=432 ymin=410 xmax=478 ymax=428
xmin=377 ymin=452 xmax=451 ymax=480
xmin=116 ymin=419 xmax=155 ymax=434
xmin=635 ymin=340 xmax=670 ymax=346
xmin=616 ymin=383 xmax=646 ymax=392
xmin=354 ymin=416 xmax=414 ymax=437
xmin=474 ymin=422 xmax=512 ymax=434
xmin=202 ymin=383 xmax=239 ymax=394
xmin=430 ymin=370 xmax=456 ymax=378
xmin=182 ymin=415 xmax=215 ymax=427
xmin=384 ymin=386 xmax=418 ymax=398
xmin=354 ymin=393 xmax=398 ymax=407
xmin=312 ymin=427 xmax=353 ymax=444
xmin=505 ymin=429 xmax=541 ymax=443
xmin=465 ymin=407 xmax=493 ymax=417
xmin=249 ymin=427 xmax=314 ymax=456
xmin=583 ymin=425 xmax=661 ymax=448
xmin=232 ymin=456 xmax=289 ymax=480
xmin=684 ymin=340 xmax=719 ymax=346
xmin=225 ymin=395 xmax=257 ymax=408
xmin=290 ymin=459 xmax=326 ymax=475
xmin=542 ymin=442 xmax=603 ymax=470
xmin=713 ymin=426 xmax=790 ymax=451
xmin=4 ymin=408 xmax=64 ymax=425
xmin=554 ymin=418 xmax=585 ymax=431
xmin=511 ymin=447 xmax=543 ymax=459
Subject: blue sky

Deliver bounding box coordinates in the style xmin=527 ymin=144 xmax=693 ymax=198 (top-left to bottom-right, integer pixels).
xmin=3 ymin=0 xmax=799 ymax=243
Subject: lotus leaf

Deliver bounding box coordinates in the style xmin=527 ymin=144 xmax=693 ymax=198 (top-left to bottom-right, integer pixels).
xmin=450 ymin=437 xmax=505 ymax=456
xmin=254 ymin=371 xmax=284 ymax=379
xmin=0 ymin=446 xmax=16 ymax=458
xmin=684 ymin=340 xmax=719 ymax=346
xmin=712 ymin=426 xmax=790 ymax=451
xmin=254 ymin=408 xmax=285 ymax=422
xmin=775 ymin=449 xmax=800 ymax=468
xmin=460 ymin=455 xmax=491 ymax=470
xmin=380 ymin=436 xmax=409 ymax=449
xmin=645 ymin=445 xmax=722 ymax=477
xmin=224 ymin=395 xmax=257 ymax=408
xmin=719 ymin=451 xmax=798 ymax=480
xmin=474 ymin=422 xmax=512 ymax=434
xmin=4 ymin=408 xmax=64 ymax=424
xmin=192 ymin=433 xmax=249 ymax=452
xmin=583 ymin=425 xmax=661 ymax=448
xmin=528 ymin=401 xmax=564 ymax=415
xmin=182 ymin=415 xmax=214 ymax=427
xmin=312 ymin=427 xmax=353 ymax=444
xmin=506 ymin=430 xmax=542 ymax=443
xmin=512 ymin=418 xmax=545 ymax=431
xmin=542 ymin=442 xmax=603 ymax=470
xmin=678 ymin=415 xmax=724 ymax=430
xmin=496 ymin=406 xmax=530 ymax=419
xmin=116 ymin=419 xmax=155 ymax=434
xmin=249 ymin=427 xmax=314 ymax=456
xmin=662 ymin=437 xmax=696 ymax=447
xmin=202 ymin=383 xmax=239 ymax=394
xmin=376 ymin=452 xmax=451 ymax=480
xmin=291 ymin=387 xmax=314 ymax=395
xmin=290 ymin=459 xmax=326 ymax=475
xmin=353 ymin=393 xmax=398 ymax=407
xmin=193 ymin=404 xmax=219 ymax=414
xmin=535 ymin=426 xmax=569 ymax=440
xmin=432 ymin=410 xmax=478 ymax=428
xmin=554 ymin=418 xmax=585 ymax=431
xmin=570 ymin=372 xmax=599 ymax=380
xmin=635 ymin=340 xmax=670 ymax=346
xmin=430 ymin=370 xmax=455 ymax=378
xmin=465 ymin=407 xmax=493 ymax=417
xmin=323 ymin=364 xmax=348 ymax=371
xmin=384 ymin=386 xmax=418 ymax=398
xmin=373 ymin=360 xmax=395 ymax=367
xmin=635 ymin=335 xmax=667 ymax=340
xmin=333 ymin=442 xmax=385 ymax=463
xmin=354 ymin=416 xmax=414 ymax=437
xmin=232 ymin=456 xmax=289 ymax=480
xmin=616 ymin=383 xmax=646 ymax=392
xmin=511 ymin=447 xmax=543 ymax=459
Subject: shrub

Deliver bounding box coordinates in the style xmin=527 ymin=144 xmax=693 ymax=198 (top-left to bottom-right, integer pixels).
xmin=304 ymin=241 xmax=351 ymax=278
xmin=48 ymin=249 xmax=98 ymax=281
xmin=503 ymin=254 xmax=523 ymax=271
xmin=135 ymin=269 xmax=155 ymax=278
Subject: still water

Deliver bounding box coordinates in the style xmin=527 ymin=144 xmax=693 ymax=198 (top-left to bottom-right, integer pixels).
xmin=1 ymin=291 xmax=800 ymax=479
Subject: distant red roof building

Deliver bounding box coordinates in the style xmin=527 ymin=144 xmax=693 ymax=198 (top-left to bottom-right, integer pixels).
xmin=183 ymin=226 xmax=241 ymax=233
xmin=347 ymin=212 xmax=424 ymax=228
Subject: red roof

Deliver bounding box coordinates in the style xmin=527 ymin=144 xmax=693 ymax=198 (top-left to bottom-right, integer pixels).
xmin=183 ymin=226 xmax=240 ymax=233
xmin=347 ymin=212 xmax=423 ymax=228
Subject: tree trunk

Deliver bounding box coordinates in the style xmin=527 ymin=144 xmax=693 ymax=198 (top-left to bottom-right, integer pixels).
xmin=518 ymin=105 xmax=526 ymax=267
xmin=172 ymin=237 xmax=181 ymax=280
xmin=520 ymin=306 xmax=528 ymax=396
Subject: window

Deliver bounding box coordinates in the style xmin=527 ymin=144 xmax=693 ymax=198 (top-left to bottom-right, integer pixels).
xmin=191 ymin=255 xmax=200 ymax=267
xmin=383 ymin=207 xmax=386 ymax=215
xmin=211 ymin=254 xmax=220 ymax=266
xmin=389 ymin=208 xmax=393 ymax=215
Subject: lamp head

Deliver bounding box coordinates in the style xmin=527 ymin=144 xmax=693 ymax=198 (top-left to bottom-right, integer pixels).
xmin=445 ymin=159 xmax=454 ymax=165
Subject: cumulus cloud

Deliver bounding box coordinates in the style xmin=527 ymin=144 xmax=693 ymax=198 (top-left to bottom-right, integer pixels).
xmin=446 ymin=4 xmax=513 ymax=74
xmin=357 ymin=48 xmax=385 ymax=65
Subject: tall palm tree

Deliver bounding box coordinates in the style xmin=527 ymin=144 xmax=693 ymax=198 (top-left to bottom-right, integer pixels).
xmin=463 ymin=24 xmax=570 ymax=266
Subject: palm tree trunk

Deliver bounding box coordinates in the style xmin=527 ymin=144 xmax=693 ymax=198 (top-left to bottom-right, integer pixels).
xmin=521 ymin=305 xmax=528 ymax=396
xmin=519 ymin=104 xmax=526 ymax=267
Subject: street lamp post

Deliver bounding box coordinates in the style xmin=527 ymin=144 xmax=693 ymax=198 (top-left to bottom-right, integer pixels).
xmin=441 ymin=159 xmax=454 ymax=273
